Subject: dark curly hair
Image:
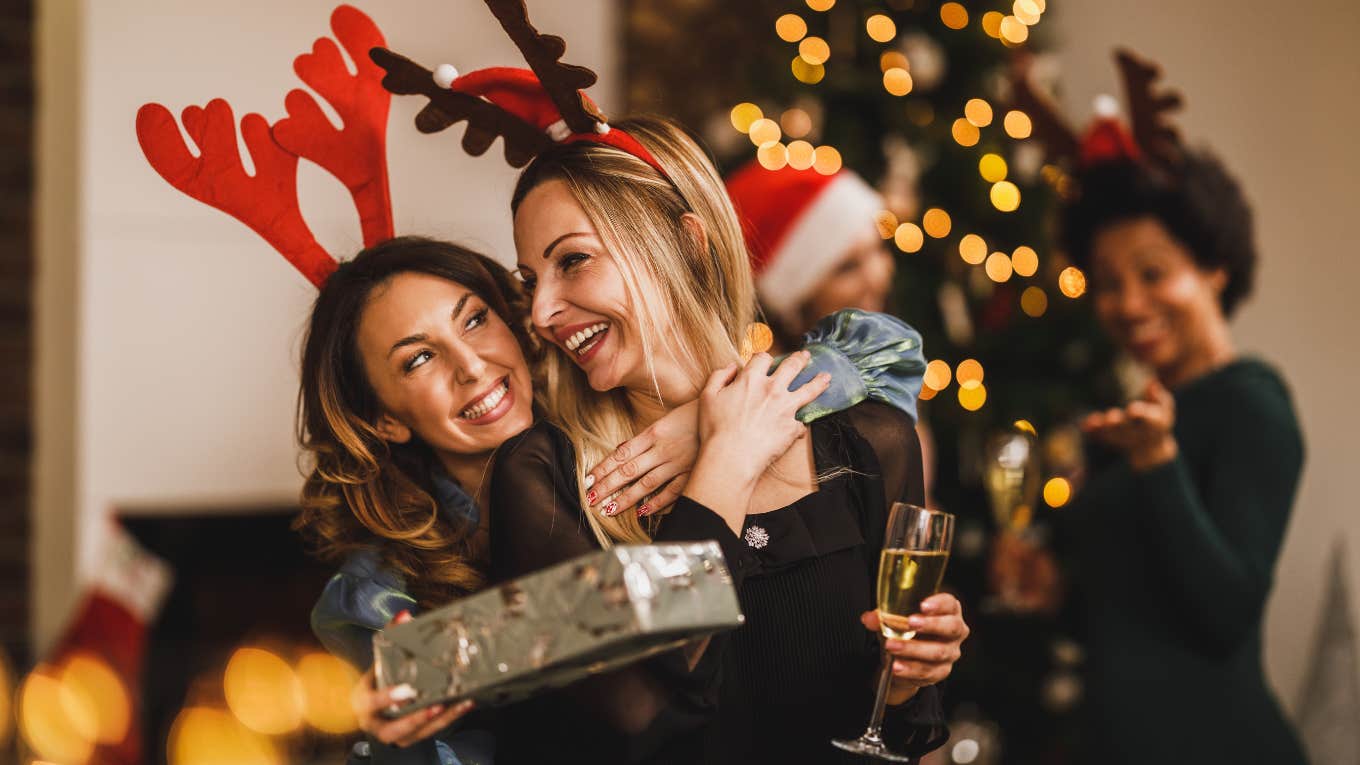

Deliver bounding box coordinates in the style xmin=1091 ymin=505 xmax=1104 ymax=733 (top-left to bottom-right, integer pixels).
xmin=1060 ymin=150 xmax=1257 ymax=316
xmin=291 ymin=236 xmax=537 ymax=609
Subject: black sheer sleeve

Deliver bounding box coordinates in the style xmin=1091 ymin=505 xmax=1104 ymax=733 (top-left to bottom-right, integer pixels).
xmin=488 ymin=422 xmax=734 ymax=762
xmin=842 ymin=402 xmax=950 ymax=755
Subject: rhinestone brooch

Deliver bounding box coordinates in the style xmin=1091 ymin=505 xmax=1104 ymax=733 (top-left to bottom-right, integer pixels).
xmin=743 ymin=525 xmax=770 ymax=549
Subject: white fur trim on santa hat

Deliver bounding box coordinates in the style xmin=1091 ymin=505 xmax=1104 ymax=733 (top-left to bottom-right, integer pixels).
xmin=757 ymin=172 xmax=884 ymax=322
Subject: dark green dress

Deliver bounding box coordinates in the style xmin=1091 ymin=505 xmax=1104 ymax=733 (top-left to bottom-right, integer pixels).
xmin=1066 ymin=358 xmax=1307 ymax=763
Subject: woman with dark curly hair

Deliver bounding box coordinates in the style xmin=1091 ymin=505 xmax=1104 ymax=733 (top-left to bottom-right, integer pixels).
xmin=1002 ymin=147 xmax=1307 ymax=763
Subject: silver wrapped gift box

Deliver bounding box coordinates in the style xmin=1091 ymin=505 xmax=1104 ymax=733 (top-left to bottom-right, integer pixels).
xmin=372 ymin=542 xmax=744 ymax=714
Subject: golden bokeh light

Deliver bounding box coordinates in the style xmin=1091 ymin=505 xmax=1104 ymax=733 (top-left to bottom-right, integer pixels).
xmin=959 ymin=233 xmax=988 ymax=265
xmin=958 ymin=382 xmax=988 ymax=411
xmin=813 ymin=145 xmax=842 ymax=174
xmin=880 ymin=51 xmax=909 ymax=72
xmin=979 ymin=153 xmax=1008 ymax=183
xmin=964 ymin=98 xmax=993 ymax=127
xmin=1004 ymin=109 xmax=1033 ymax=139
xmin=875 ymin=210 xmax=900 ymax=240
xmin=730 ymin=102 xmax=763 ymax=134
xmin=776 ymin=13 xmax=808 ymax=42
xmin=1012 ymin=245 xmax=1039 ymax=277
xmin=798 ymin=36 xmax=831 ymax=65
xmin=924 ymin=359 xmax=952 ymax=390
xmin=939 ymin=2 xmax=969 ymax=30
xmin=866 ymin=14 xmax=897 ymax=42
xmin=982 ymin=11 xmax=1005 ymax=37
xmin=787 ymin=140 xmax=816 ymax=170
xmin=61 ymin=654 xmax=130 ymax=745
xmin=791 ymin=56 xmax=826 ymax=84
xmin=780 ymin=108 xmax=813 ymax=139
xmin=1014 ymin=0 xmax=1042 ymax=25
xmin=985 ymin=251 xmax=1014 ymax=283
xmin=758 ymin=141 xmax=790 ymax=170
xmin=956 ymin=358 xmax=984 ymax=386
xmin=1044 ymin=477 xmax=1072 ymax=507
xmin=952 ymin=118 xmax=980 ymax=147
xmin=918 ymin=383 xmax=939 ymax=401
xmin=1059 ymin=266 xmax=1087 ymax=298
xmin=748 ymin=118 xmax=781 ymax=147
xmin=883 ymin=67 xmax=914 ymax=96
xmin=922 ymin=208 xmax=952 ymax=238
xmin=895 ymin=222 xmax=924 ymax=253
xmin=169 ymin=707 xmax=281 ymax=765
xmin=1000 ymin=15 xmax=1030 ymax=43
xmin=0 ymin=651 xmax=12 ymax=747
xmin=223 ymin=647 xmax=304 ymax=736
xmin=1013 ymin=419 xmax=1037 ymax=436
xmin=296 ymin=653 xmax=361 ymax=735
xmin=991 ymin=180 xmax=1021 ymax=212
xmin=1021 ymin=285 xmax=1049 ymax=316
xmin=20 ymin=667 xmax=95 ymax=765
xmin=806 ymin=0 xmax=835 ymax=10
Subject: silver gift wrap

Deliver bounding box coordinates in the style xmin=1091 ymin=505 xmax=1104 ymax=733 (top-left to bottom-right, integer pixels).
xmin=372 ymin=542 xmax=743 ymax=714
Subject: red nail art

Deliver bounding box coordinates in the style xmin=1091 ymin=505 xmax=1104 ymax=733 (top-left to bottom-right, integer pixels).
xmin=603 ymin=500 xmax=618 ymax=516
xmin=637 ymin=504 xmax=649 ymax=517
xmin=586 ymin=489 xmax=597 ymax=504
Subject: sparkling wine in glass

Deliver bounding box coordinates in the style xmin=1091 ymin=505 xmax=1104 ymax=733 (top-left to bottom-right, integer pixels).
xmin=832 ymin=503 xmax=954 ymax=762
xmin=983 ymin=425 xmax=1041 ymax=532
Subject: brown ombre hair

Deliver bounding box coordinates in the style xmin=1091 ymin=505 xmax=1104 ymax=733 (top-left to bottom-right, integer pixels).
xmin=292 ymin=236 xmax=536 ymax=608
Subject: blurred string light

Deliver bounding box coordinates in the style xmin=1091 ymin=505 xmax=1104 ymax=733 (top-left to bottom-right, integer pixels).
xmin=791 ymin=56 xmax=826 ymax=84
xmin=979 ymin=153 xmax=1008 ymax=183
xmin=21 ymin=666 xmax=95 ymax=764
xmin=787 ymin=140 xmax=816 ymax=169
xmin=981 ymin=11 xmax=1005 ymax=38
xmin=1059 ymin=266 xmax=1087 ymax=298
xmin=168 ymin=707 xmax=281 ymax=765
xmin=813 ymin=145 xmax=842 ymax=174
xmin=883 ymin=67 xmax=914 ymax=96
xmin=1004 ymin=109 xmax=1033 ymax=139
xmin=959 ymin=233 xmax=988 ymax=265
xmin=866 ymin=14 xmax=897 ymax=42
xmin=1021 ymin=285 xmax=1049 ymax=316
xmin=964 ymin=98 xmax=993 ymax=127
xmin=1013 ymin=419 xmax=1037 ymax=436
xmin=939 ymin=2 xmax=969 ymax=30
xmin=985 ymin=251 xmax=1014 ymax=282
xmin=956 ymin=358 xmax=984 ymax=388
xmin=895 ymin=222 xmax=924 ymax=252
xmin=1012 ymin=245 xmax=1039 ymax=277
xmin=730 ymin=102 xmax=763 ymax=134
xmin=991 ymin=180 xmax=1021 ymax=212
xmin=296 ymin=653 xmax=361 ymax=734
xmin=781 ymin=108 xmax=813 ymax=138
xmin=806 ymin=0 xmax=835 ymax=11
xmin=223 ymin=647 xmax=304 ymax=736
xmin=875 ymin=210 xmax=900 ymax=239
xmin=1000 ymin=15 xmax=1030 ymax=43
xmin=798 ymin=36 xmax=830 ymax=65
xmin=880 ymin=51 xmax=909 ymax=72
xmin=951 ymin=118 xmax=980 ymax=147
xmin=1044 ymin=477 xmax=1072 ymax=507
xmin=776 ymin=13 xmax=808 ymax=42
xmin=924 ymin=359 xmax=953 ymax=391
xmin=1014 ymin=0 xmax=1042 ymax=25
xmin=958 ymin=382 xmax=988 ymax=411
xmin=922 ymin=208 xmax=952 ymax=238
xmin=757 ymin=141 xmax=789 ymax=170
xmin=19 ymin=654 xmax=132 ymax=764
xmin=749 ymin=118 xmax=781 ymax=147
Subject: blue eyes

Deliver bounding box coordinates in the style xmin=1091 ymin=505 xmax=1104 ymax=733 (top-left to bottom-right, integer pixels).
xmin=401 ymin=308 xmax=491 ymax=374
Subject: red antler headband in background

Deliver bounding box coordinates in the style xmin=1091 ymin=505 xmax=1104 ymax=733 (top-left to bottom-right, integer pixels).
xmin=135 ymin=5 xmax=393 ymax=289
xmin=369 ymin=0 xmax=667 ymax=177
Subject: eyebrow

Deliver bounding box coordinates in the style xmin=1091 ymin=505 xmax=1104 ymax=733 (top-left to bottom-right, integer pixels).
xmin=386 ymin=292 xmax=472 ymax=358
xmin=542 ymin=231 xmax=591 ymax=260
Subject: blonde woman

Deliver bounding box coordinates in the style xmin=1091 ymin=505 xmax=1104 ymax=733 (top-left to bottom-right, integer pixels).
xmin=490 ymin=116 xmax=968 ymax=764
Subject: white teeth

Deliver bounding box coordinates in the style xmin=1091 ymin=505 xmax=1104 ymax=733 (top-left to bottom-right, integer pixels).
xmin=461 ymin=380 xmax=509 ymax=420
xmin=564 ymin=323 xmax=609 ymax=352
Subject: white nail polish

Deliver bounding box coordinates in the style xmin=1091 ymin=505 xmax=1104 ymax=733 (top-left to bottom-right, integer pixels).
xmin=584 ymin=474 xmax=596 ymax=490
xmin=390 ymin=684 xmax=417 ymax=701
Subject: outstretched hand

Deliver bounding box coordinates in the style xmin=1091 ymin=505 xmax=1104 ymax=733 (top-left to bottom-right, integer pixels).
xmin=1081 ymin=379 xmax=1178 ymax=471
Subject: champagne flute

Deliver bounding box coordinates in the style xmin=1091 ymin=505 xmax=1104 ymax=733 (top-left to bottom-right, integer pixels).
xmin=984 ymin=425 xmax=1041 ymax=611
xmin=832 ymin=503 xmax=954 ymax=762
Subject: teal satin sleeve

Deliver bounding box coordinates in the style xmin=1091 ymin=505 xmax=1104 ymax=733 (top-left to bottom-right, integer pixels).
xmin=790 ymin=308 xmax=926 ymax=424
xmin=310 ymin=548 xmax=417 ymax=670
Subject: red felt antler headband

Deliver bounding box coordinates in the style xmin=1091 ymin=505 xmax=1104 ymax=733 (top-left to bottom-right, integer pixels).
xmin=136 ymin=5 xmax=392 ymax=288
xmin=369 ymin=0 xmax=666 ymax=176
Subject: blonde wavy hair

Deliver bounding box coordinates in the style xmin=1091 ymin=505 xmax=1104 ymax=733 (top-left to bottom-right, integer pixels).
xmin=511 ymin=115 xmax=756 ymax=547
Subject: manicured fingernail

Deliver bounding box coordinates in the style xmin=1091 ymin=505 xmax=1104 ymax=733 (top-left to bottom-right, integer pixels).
xmin=390 ymin=684 xmax=417 ymax=701
xmin=638 ymin=504 xmax=649 ymax=517
xmin=586 ymin=489 xmax=598 ymax=504
xmin=908 ymin=615 xmax=925 ymax=628
xmin=603 ymin=500 xmax=618 ymax=516
xmin=584 ymin=474 xmax=596 ymax=490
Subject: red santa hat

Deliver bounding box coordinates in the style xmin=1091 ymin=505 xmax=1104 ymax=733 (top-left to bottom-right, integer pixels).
xmin=726 ymin=161 xmax=884 ymax=323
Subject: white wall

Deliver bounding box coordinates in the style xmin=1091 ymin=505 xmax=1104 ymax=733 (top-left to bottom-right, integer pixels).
xmin=34 ymin=0 xmax=616 ymax=650
xmin=1052 ymin=0 xmax=1360 ymax=710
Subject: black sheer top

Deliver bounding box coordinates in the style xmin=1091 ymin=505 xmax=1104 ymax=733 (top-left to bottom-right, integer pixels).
xmin=487 ymin=402 xmax=948 ymax=764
